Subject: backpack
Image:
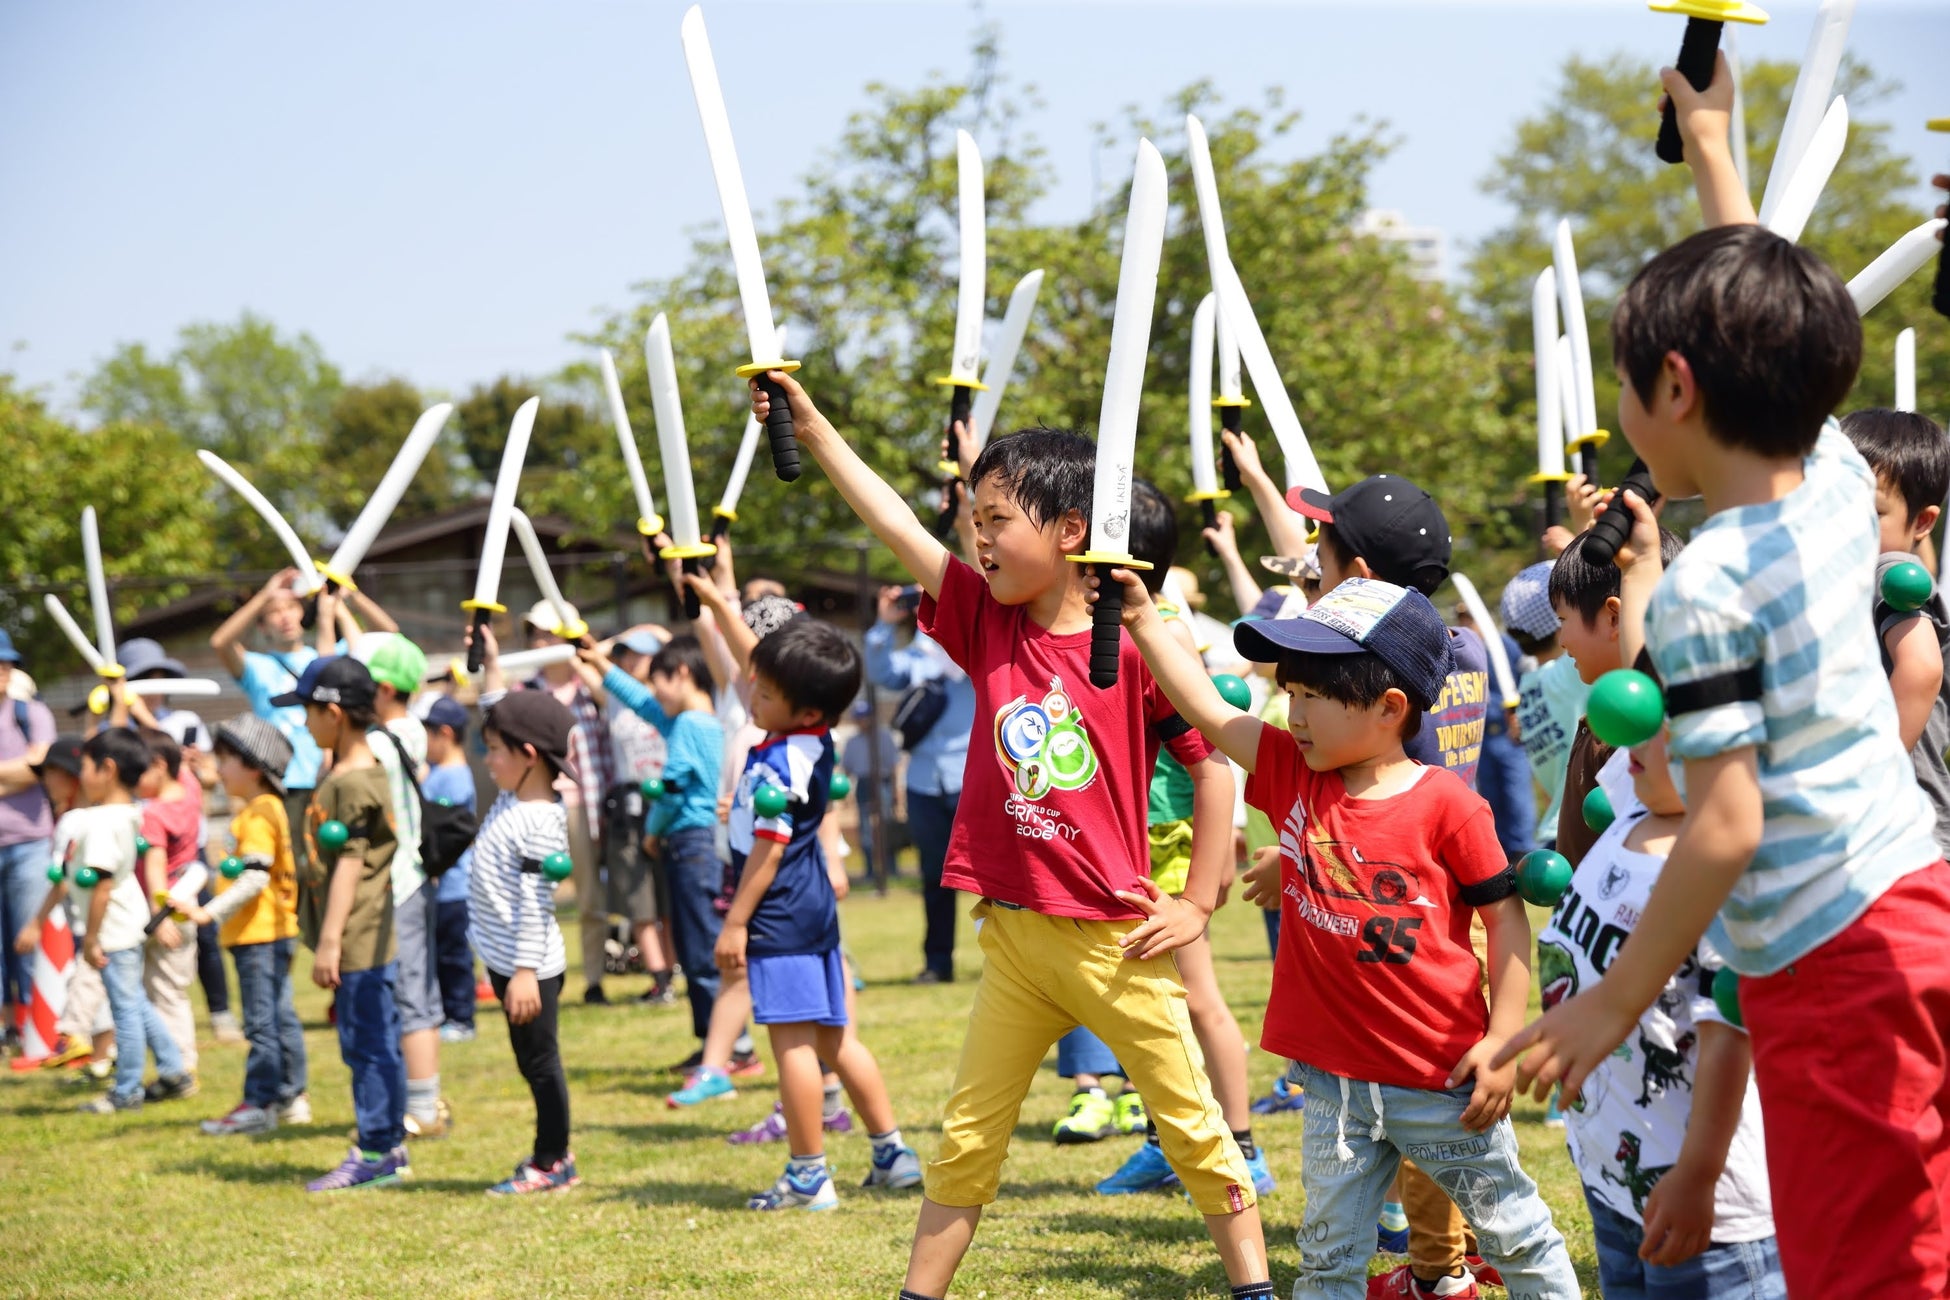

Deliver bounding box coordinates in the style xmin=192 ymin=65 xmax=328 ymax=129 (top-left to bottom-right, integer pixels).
xmin=374 ymin=727 xmax=478 ymax=878
xmin=892 ymin=679 xmax=948 ymax=752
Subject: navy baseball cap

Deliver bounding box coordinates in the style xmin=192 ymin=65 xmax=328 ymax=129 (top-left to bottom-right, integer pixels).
xmin=1233 ymin=577 xmax=1455 ymax=710
xmin=1286 ymin=475 xmax=1451 ymax=593
xmin=269 ymin=656 xmax=376 ymax=711
xmin=421 ymin=695 xmax=469 ymax=735
xmin=0 ymin=629 xmax=20 ymax=664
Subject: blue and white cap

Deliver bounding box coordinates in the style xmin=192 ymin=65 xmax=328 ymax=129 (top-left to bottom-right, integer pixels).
xmin=1233 ymin=577 xmax=1454 ymax=710
xmin=1499 ymin=561 xmax=1560 ymax=640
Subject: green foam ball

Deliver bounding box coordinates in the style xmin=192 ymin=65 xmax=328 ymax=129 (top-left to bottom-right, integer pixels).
xmin=541 ymin=851 xmax=574 ymax=882
xmin=829 ymin=771 xmax=853 ymax=801
xmin=46 ymin=863 xmax=64 ymax=885
xmin=75 ymin=865 xmax=102 ymax=889
xmin=220 ymin=856 xmax=245 ymax=880
xmin=1712 ymin=966 xmax=1744 ymax=1029
xmin=1582 ymin=785 xmax=1615 ymax=835
xmin=134 ymin=836 xmax=151 ymax=858
xmin=1587 ymin=669 xmax=1665 ymax=749
xmin=753 ymin=784 xmax=789 ymax=820
xmin=1516 ymin=849 xmax=1573 ymax=908
xmin=1212 ymin=673 xmax=1253 ymax=711
xmin=316 ymin=820 xmax=350 ymax=854
xmin=1882 ymin=559 xmax=1934 ymax=614
xmin=641 ymin=777 xmax=666 ymax=800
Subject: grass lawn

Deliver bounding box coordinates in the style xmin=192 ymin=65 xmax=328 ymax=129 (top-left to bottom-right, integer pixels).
xmin=0 ymin=882 xmax=1598 ymax=1298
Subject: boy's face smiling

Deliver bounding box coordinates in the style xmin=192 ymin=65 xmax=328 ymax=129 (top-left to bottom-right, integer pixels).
xmin=1553 ymin=597 xmax=1620 ymax=687
xmin=970 ymin=473 xmax=1085 ymax=608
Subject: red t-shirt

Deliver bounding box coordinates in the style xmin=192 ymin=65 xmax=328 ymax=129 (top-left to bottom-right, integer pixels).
xmin=141 ymin=784 xmax=204 ymax=889
xmin=921 ymin=557 xmax=1214 ymax=920
xmin=1244 ymin=721 xmax=1513 ymax=1089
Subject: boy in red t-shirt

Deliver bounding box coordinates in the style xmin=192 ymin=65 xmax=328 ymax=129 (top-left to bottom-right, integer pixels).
xmin=748 ymin=375 xmax=1270 ymax=1300
xmin=1100 ymin=569 xmax=1579 ymax=1299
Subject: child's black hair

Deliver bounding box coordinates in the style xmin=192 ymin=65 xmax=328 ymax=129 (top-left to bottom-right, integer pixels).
xmin=1548 ymin=526 xmax=1686 ymax=625
xmin=1315 ymin=521 xmax=1447 ymax=597
xmin=650 ymin=634 xmax=718 ymax=701
xmin=210 ymin=734 xmax=280 ymax=790
xmin=1509 ymin=628 xmax=1558 ymax=660
xmin=751 ymin=618 xmax=862 ymax=726
xmin=307 ymin=699 xmax=378 ymax=734
xmin=137 ymin=727 xmax=181 ymax=779
xmin=1611 ymin=225 xmax=1862 ymax=460
xmin=1841 ymin=408 xmax=1950 ymax=524
xmin=1274 ymin=650 xmax=1425 ymax=742
xmin=82 ymin=729 xmax=149 ymax=791
xmin=1127 ymin=479 xmax=1177 ymax=595
xmin=967 ymin=427 xmax=1094 ymax=530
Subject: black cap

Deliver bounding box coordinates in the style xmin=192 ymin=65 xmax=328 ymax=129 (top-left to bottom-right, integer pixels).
xmin=269 ymin=655 xmax=376 ymax=711
xmin=484 ymin=690 xmax=577 ymax=783
xmin=31 ymin=736 xmax=83 ymax=780
xmin=1286 ymin=475 xmax=1451 ymax=593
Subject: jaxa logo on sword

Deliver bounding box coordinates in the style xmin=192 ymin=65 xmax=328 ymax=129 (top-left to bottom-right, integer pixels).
xmin=992 ymin=676 xmax=1099 ymax=801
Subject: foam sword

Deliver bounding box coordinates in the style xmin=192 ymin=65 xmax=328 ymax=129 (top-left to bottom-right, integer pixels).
xmin=1847 ymin=217 xmax=1950 ymax=316
xmin=1071 ymin=138 xmax=1167 ymax=691
xmin=1185 ymin=293 xmax=1229 ymax=554
xmin=1933 ymin=118 xmax=1950 ymax=319
xmin=681 ymin=5 xmax=800 ymax=482
xmin=510 ymin=509 xmax=587 ymax=642
xmin=1757 ymin=0 xmax=1852 ymax=226
xmin=1648 ymin=0 xmax=1769 ymax=166
xmin=1188 ymin=114 xmax=1250 ymax=491
xmin=1529 ymin=268 xmax=1569 ymax=530
xmin=1552 ymin=220 xmax=1607 ymax=482
xmin=711 ymin=324 xmax=785 ymax=543
xmin=1896 ymin=328 xmax=1917 ymax=413
xmin=196 ymin=451 xmax=322 ymax=595
xmin=80 ymin=507 xmax=119 ymax=679
xmin=318 ymin=402 xmax=454 ymax=592
xmin=463 ymin=398 xmax=539 ymax=673
xmin=602 ymin=348 xmax=664 ymax=542
xmin=647 ymin=313 xmax=718 ymax=621
xmin=1449 ymin=573 xmax=1521 ymax=712
xmin=968 ymin=271 xmax=1045 ymax=457
xmin=935 ymin=130 xmax=988 ymax=501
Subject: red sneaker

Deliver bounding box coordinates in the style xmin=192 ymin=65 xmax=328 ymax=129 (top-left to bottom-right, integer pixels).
xmin=1465 ymin=1257 xmax=1504 ymax=1288
xmin=1366 ymin=1264 xmax=1478 ymax=1299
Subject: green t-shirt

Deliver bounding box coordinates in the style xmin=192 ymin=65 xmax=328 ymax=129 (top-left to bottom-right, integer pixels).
xmin=1244 ymin=689 xmax=1290 ymax=856
xmin=297 ymin=763 xmax=397 ymax=972
xmin=1148 ymin=750 xmax=1196 ymax=825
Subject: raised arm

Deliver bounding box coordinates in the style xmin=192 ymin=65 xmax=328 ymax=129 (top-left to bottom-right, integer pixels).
xmin=1099 ymin=569 xmax=1262 ymax=770
xmin=1667 ymin=52 xmax=1756 ymax=229
xmin=211 ymin=569 xmax=298 ymax=678
xmin=752 ymin=372 xmax=951 ymax=597
xmin=687 ymin=573 xmax=756 ymax=678
xmin=346 ymin=588 xmax=398 ymax=634
xmin=1204 ymin=510 xmax=1262 ymax=620
xmin=1220 ymin=428 xmax=1310 ymax=561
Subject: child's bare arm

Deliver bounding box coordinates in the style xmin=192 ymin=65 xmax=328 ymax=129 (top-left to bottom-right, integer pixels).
xmin=1449 ymin=894 xmax=1530 ymax=1131
xmin=751 ymin=373 xmax=952 ymax=597
xmin=1220 ymin=428 xmax=1310 ymax=561
xmin=1101 ymin=570 xmax=1262 ymax=769
xmin=1666 ymin=52 xmax=1756 ymax=228
xmin=715 ymin=837 xmax=784 ymax=973
xmin=688 ymin=573 xmax=756 ymax=676
xmin=1885 ymin=618 xmax=1943 ymax=751
xmin=1639 ymin=1019 xmax=1748 ymax=1266
xmin=1206 ymin=511 xmax=1263 ymax=618
xmin=1179 ymin=753 xmax=1234 ymax=916
xmin=312 ymin=853 xmax=364 ymax=989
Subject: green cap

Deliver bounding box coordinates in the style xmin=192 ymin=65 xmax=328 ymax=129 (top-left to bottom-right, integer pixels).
xmin=354 ymin=632 xmax=428 ymax=696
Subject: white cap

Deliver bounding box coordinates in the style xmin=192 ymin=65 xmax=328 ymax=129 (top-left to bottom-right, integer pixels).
xmin=523 ymin=599 xmax=582 ymax=635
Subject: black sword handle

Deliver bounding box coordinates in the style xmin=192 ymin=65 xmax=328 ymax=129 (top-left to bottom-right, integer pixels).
xmin=1089 ymin=564 xmax=1123 ymax=690
xmin=1580 ymin=444 xmax=1601 ymax=485
xmin=1543 ymin=480 xmax=1565 ymax=532
xmin=1201 ymin=498 xmax=1220 ymax=557
xmin=710 ymin=513 xmax=730 ymax=545
xmin=754 ymin=372 xmax=801 ymax=483
xmin=465 ymin=605 xmax=491 ymax=673
xmin=1657 ymin=17 xmax=1723 ymax=165
xmin=1935 ymin=168 xmax=1950 ymax=318
xmin=1584 ymin=459 xmax=1662 ymax=566
xmin=937 ymin=386 xmax=972 ymax=536
xmin=1219 ymin=405 xmax=1244 ymax=492
xmin=681 ymin=557 xmax=702 ymax=622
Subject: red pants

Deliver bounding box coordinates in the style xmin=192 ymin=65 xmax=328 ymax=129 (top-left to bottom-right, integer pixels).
xmin=1743 ymin=861 xmax=1950 ymax=1299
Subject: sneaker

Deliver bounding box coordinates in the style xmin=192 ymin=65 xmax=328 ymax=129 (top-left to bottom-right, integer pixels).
xmin=727 ymin=1103 xmax=790 ymax=1145
xmin=1543 ymin=1096 xmax=1565 ymax=1128
xmin=582 ymin=984 xmax=609 ymax=1006
xmin=404 ymin=1097 xmax=453 ymax=1139
xmin=44 ymin=1036 xmax=93 ymax=1069
xmin=1464 ymin=1257 xmax=1504 ymax=1288
xmin=666 ymin=1066 xmax=736 ymax=1108
xmin=824 ymin=1107 xmax=854 ymax=1136
xmin=487 ymin=1154 xmax=581 ymax=1195
xmin=1366 ymin=1265 xmax=1477 ymax=1299
xmin=1095 ymin=1141 xmax=1179 ymax=1194
xmin=1112 ymin=1090 xmax=1147 ymax=1136
xmin=747 ymin=1162 xmax=838 ymax=1211
xmin=666 ymin=1048 xmax=705 ymax=1076
xmin=143 ymin=1072 xmax=198 ymax=1103
xmin=861 ymin=1143 xmax=923 ymax=1190
xmin=1052 ymin=1087 xmax=1117 ymax=1144
xmin=209 ymin=1011 xmax=246 ymax=1045
xmin=438 ymin=1022 xmax=477 ymax=1043
xmin=1377 ymin=1218 xmax=1410 ymax=1254
xmin=306 ymin=1145 xmax=411 ymax=1193
xmin=78 ymin=1092 xmax=141 ymax=1114
xmin=910 ymin=969 xmax=951 ymax=985
xmin=1250 ymin=1075 xmax=1306 ymax=1115
xmin=85 ymin=1057 xmax=115 ymax=1082
xmin=636 ymin=982 xmax=677 ymax=1007
xmin=727 ymin=1049 xmax=765 ymax=1079
xmin=1245 ymin=1147 xmax=1277 ymax=1196
xmin=202 ymin=1103 xmax=278 ymax=1135
xmin=278 ymin=1094 xmax=313 ymax=1126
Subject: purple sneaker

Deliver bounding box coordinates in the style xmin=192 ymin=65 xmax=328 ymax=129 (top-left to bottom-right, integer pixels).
xmin=727 ymin=1102 xmax=857 ymax=1145
xmin=824 ymin=1107 xmax=854 ymax=1135
xmin=307 ymin=1145 xmax=411 ymax=1193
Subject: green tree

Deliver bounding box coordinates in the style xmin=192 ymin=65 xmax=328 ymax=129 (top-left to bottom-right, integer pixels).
xmin=318 ymin=378 xmax=473 ymax=528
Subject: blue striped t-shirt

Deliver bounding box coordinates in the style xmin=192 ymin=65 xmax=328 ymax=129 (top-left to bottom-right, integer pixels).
xmin=1646 ymin=425 xmax=1939 ymax=975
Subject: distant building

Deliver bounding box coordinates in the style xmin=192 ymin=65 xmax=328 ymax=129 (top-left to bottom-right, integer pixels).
xmin=1355 ymin=209 xmax=1445 ymax=284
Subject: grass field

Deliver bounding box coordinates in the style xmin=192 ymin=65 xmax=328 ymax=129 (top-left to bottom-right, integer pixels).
xmin=0 ymin=881 xmax=1599 ymax=1299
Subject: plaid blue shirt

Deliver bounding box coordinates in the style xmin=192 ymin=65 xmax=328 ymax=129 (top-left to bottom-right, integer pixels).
xmin=1646 ymin=425 xmax=1939 ymax=975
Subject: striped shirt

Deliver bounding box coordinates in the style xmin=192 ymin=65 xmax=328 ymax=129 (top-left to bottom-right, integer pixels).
xmin=466 ymin=791 xmax=569 ymax=980
xmin=1646 ymin=425 xmax=1939 ymax=975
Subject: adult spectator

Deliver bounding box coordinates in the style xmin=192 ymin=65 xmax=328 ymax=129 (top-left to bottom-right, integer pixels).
xmin=0 ymin=628 xmax=55 ymax=1049
xmin=840 ymin=698 xmax=900 ymax=881
xmin=863 ymin=584 xmax=973 ymax=984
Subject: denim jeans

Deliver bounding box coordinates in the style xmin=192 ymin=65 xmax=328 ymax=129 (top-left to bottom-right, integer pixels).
xmin=101 ymin=945 xmax=183 ymax=1105
xmin=433 ymin=898 xmax=476 ymax=1029
xmin=1056 ymin=1025 xmax=1121 ymax=1079
xmin=908 ymin=788 xmax=960 ymax=978
xmin=660 ymin=826 xmax=724 ymax=1041
xmin=233 ymin=938 xmax=306 ymax=1109
xmin=1587 ymin=1190 xmax=1786 ymax=1300
xmin=1287 ymin=1061 xmax=1580 ymax=1300
xmin=335 ymin=962 xmax=406 ymax=1151
xmin=1476 ymin=723 xmax=1537 ymax=860
xmin=0 ymin=837 xmax=52 ymax=1011
xmin=194 ymin=879 xmax=228 ymax=1016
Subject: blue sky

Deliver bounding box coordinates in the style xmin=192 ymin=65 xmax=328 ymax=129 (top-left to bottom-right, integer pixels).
xmin=2 ymin=1 xmax=1942 ymax=413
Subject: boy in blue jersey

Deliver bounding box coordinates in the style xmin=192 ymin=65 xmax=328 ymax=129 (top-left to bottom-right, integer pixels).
xmin=720 ymin=617 xmax=919 ymax=1212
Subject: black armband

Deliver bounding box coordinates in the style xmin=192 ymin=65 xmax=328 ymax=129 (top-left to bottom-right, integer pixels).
xmin=1153 ymin=713 xmax=1194 ymax=745
xmin=1665 ymin=665 xmax=1763 ymax=718
xmin=1460 ymin=866 xmax=1519 ymax=908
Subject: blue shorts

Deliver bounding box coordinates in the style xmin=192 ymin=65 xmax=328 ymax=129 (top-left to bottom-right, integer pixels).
xmin=747 ymin=949 xmax=848 ymax=1027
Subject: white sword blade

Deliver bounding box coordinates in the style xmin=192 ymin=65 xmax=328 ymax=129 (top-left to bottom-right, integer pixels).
xmin=1189 ymin=293 xmax=1218 ymax=496
xmin=197 ymin=450 xmax=321 ymax=593
xmin=1765 ymin=97 xmax=1847 ymax=244
xmin=970 ymin=272 xmax=1042 ymax=451
xmin=326 ymin=402 xmax=454 ymax=582
xmin=681 ymin=5 xmax=783 ymax=366
xmin=1187 ymin=114 xmax=1245 ymax=403
xmin=1088 ymin=138 xmax=1168 ymax=556
xmin=948 ymin=129 xmax=987 ymax=385
xmin=1551 ymin=220 xmax=1598 ymax=440
xmin=1847 ymin=219 xmax=1948 ymax=316
xmin=471 ymin=398 xmax=539 ymax=608
xmin=1212 ymin=256 xmax=1328 ymax=494
xmin=1450 ymin=574 xmax=1520 ymax=710
xmin=509 ymin=509 xmax=578 ymax=637
xmin=42 ymin=594 xmax=105 ymax=672
xmin=424 ymin=643 xmax=578 ymax=685
xmin=1556 ymin=335 xmax=1581 ymax=450
xmin=647 ymin=314 xmax=705 ymax=549
xmin=717 ymin=323 xmax=785 ymax=519
xmin=126 ymin=679 xmax=221 ymax=698
xmin=1896 ymin=328 xmax=1917 ymax=413
xmin=1727 ymin=30 xmax=1751 ymax=195
xmin=1532 ymin=268 xmax=1564 ymax=480
xmin=602 ymin=349 xmax=662 ymax=535
xmin=1757 ymin=0 xmax=1856 ymax=227
xmin=80 ymin=507 xmax=115 ymax=667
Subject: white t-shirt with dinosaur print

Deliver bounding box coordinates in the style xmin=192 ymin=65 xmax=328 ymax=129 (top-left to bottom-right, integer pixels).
xmin=1537 ymin=810 xmax=1774 ymax=1242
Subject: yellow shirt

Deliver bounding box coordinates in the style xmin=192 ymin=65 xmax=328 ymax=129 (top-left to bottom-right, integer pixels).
xmin=216 ymin=793 xmax=299 ymax=948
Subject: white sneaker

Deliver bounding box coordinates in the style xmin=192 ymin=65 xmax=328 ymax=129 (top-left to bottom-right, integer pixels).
xmin=747 ymin=1163 xmax=839 ymax=1211
xmin=209 ymin=1011 xmax=246 ymax=1044
xmin=279 ymin=1094 xmax=313 ymax=1126
xmin=861 ymin=1143 xmax=923 ymax=1190
xmin=202 ymin=1103 xmax=277 ymax=1135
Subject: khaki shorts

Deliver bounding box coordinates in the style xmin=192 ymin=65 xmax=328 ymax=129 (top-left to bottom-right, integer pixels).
xmin=1147 ymin=818 xmax=1193 ymax=896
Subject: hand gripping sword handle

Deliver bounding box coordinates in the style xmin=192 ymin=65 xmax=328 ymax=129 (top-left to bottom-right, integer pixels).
xmin=938 ymin=386 xmax=973 ymax=536
xmin=754 ymin=373 xmax=801 ymax=483
xmin=1584 ymin=459 xmax=1661 ymax=567
xmin=1657 ymin=17 xmax=1723 ymax=165
xmin=1219 ymin=404 xmax=1244 ymax=492
xmin=466 ymin=605 xmax=491 ymax=674
xmin=1090 ymin=565 xmax=1123 ymax=690
xmin=710 ymin=513 xmax=731 ymax=545
xmin=681 ymin=557 xmax=703 ymax=622
xmin=1543 ymin=480 xmax=1565 ymax=532
xmin=1201 ymin=498 xmax=1220 ymax=557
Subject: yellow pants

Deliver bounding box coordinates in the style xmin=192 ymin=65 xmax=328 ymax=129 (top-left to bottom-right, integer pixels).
xmin=924 ymin=900 xmax=1255 ymax=1215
